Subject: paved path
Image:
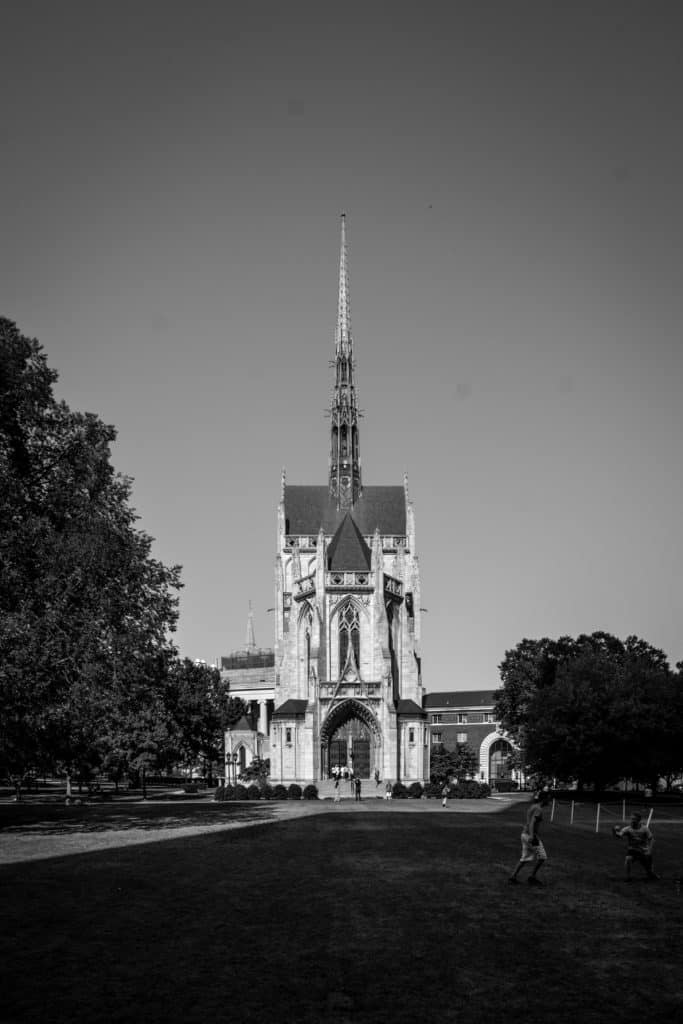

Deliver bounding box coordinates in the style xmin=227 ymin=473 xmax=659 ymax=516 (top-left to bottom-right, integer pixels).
xmin=0 ymin=795 xmax=521 ymax=866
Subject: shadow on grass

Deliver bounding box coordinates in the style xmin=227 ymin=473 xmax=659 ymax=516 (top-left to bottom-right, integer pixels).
xmin=0 ymin=801 xmax=278 ymax=836
xmin=1 ymin=806 xmax=682 ymax=1024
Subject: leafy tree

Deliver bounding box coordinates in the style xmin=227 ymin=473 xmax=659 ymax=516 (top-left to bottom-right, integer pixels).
xmin=496 ymin=632 xmax=680 ymax=789
xmin=164 ymin=659 xmax=246 ymax=785
xmin=430 ymin=742 xmax=479 ymax=785
xmin=239 ymin=756 xmax=271 ymax=788
xmin=0 ymin=319 xmax=182 ymax=785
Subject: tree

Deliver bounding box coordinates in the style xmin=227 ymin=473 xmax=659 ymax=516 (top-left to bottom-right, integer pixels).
xmin=430 ymin=742 xmax=479 ymax=785
xmin=496 ymin=631 xmax=679 ymax=789
xmin=164 ymin=660 xmax=247 ymax=785
xmin=239 ymin=757 xmax=271 ymax=788
xmin=0 ymin=319 xmax=182 ymax=785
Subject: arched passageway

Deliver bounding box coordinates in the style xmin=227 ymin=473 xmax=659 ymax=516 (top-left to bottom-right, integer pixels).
xmin=320 ymin=700 xmax=381 ymax=779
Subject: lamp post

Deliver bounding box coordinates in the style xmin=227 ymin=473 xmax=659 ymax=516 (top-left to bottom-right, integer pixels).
xmin=229 ymin=751 xmax=239 ymax=799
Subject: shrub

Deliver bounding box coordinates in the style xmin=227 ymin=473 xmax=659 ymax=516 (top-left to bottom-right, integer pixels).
xmin=183 ymin=783 xmax=198 ymax=794
xmin=303 ymin=784 xmax=319 ymax=800
xmin=408 ymin=782 xmax=424 ymax=799
xmin=288 ymin=783 xmax=302 ymax=800
xmin=261 ymin=784 xmax=274 ymax=801
xmin=423 ymin=782 xmax=442 ymax=799
xmin=272 ymin=784 xmax=288 ymax=801
xmin=234 ymin=784 xmax=249 ymax=800
xmin=213 ymin=785 xmax=226 ymax=802
xmin=493 ymin=779 xmax=519 ymax=792
xmin=392 ymin=782 xmax=408 ymax=799
xmin=451 ymin=780 xmax=491 ymax=799
xmin=247 ymin=784 xmax=261 ymax=800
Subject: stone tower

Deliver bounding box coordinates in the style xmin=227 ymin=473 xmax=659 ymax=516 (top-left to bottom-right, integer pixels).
xmin=271 ymin=216 xmax=427 ymax=785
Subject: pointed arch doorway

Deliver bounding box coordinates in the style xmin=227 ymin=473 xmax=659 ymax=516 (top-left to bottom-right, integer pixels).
xmin=321 ymin=700 xmax=380 ymax=780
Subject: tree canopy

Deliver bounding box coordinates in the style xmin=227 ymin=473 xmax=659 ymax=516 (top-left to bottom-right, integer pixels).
xmin=430 ymin=741 xmax=479 ymax=785
xmin=495 ymin=632 xmax=683 ymax=790
xmin=0 ymin=318 xmax=183 ymax=782
xmin=164 ymin=659 xmax=247 ymax=784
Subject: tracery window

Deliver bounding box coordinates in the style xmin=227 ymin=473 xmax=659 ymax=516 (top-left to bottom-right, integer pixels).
xmin=338 ymin=601 xmax=360 ymax=673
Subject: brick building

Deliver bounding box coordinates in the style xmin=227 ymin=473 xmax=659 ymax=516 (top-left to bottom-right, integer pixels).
xmin=424 ymin=690 xmax=518 ymax=785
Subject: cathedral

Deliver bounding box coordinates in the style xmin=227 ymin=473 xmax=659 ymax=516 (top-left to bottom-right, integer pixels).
xmin=268 ymin=216 xmax=428 ymax=785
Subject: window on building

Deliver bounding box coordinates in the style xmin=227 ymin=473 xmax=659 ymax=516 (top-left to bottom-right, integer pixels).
xmin=409 ymin=728 xmax=415 ymax=744
xmin=285 ymin=727 xmax=292 ymax=744
xmin=457 ymin=732 xmax=468 ymax=744
xmin=432 ymin=714 xmax=442 ymax=723
xmin=338 ymin=601 xmax=361 ymax=672
xmin=433 ymin=732 xmax=442 ymax=744
xmin=457 ymin=713 xmax=468 ymax=724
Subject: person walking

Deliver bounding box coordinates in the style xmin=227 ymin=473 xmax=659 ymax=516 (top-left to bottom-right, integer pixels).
xmin=441 ymin=781 xmax=451 ymax=808
xmin=508 ymin=789 xmax=549 ymax=885
xmin=384 ymin=780 xmax=392 ymax=801
xmin=354 ymin=776 xmax=362 ymax=802
xmin=374 ymin=768 xmax=381 ymax=788
xmin=334 ymin=776 xmax=341 ymax=804
xmin=613 ymin=813 xmax=658 ymax=880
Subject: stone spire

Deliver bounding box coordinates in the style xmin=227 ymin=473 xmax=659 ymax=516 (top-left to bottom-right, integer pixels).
xmin=329 ymin=213 xmax=362 ymax=510
xmin=336 ymin=212 xmax=351 ymax=356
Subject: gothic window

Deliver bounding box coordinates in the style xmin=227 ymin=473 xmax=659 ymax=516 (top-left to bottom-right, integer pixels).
xmin=338 ymin=601 xmax=360 ymax=672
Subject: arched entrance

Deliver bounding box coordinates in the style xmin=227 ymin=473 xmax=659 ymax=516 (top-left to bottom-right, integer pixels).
xmin=320 ymin=700 xmax=381 ymax=780
xmin=489 ymin=738 xmax=513 ymax=783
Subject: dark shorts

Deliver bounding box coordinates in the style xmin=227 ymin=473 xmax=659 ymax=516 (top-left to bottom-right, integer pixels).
xmin=626 ymin=850 xmax=652 ymax=867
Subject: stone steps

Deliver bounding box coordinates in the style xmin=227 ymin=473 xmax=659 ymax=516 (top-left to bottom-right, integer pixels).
xmin=316 ymin=778 xmax=385 ymax=800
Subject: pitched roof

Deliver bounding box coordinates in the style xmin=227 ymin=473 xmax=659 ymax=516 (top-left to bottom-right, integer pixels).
xmin=229 ymin=715 xmax=255 ymax=732
xmin=284 ymin=485 xmax=406 ymax=536
xmin=272 ymin=699 xmax=309 ymax=718
xmin=396 ymin=698 xmax=427 ymax=718
xmin=327 ymin=514 xmax=372 ymax=571
xmin=423 ymin=690 xmax=497 ymax=709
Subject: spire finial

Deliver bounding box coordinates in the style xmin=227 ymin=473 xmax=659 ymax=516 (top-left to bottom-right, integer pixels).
xmin=335 ymin=212 xmax=351 ymax=355
xmin=329 ymin=214 xmax=362 ymax=510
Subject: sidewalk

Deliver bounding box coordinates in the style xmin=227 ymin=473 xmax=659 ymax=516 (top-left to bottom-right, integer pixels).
xmin=0 ymin=794 xmax=521 ymax=866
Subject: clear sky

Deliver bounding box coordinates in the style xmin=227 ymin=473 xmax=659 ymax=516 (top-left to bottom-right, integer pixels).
xmin=3 ymin=1 xmax=683 ymax=688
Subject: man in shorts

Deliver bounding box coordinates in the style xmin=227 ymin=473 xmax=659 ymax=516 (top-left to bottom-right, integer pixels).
xmin=613 ymin=813 xmax=658 ymax=880
xmin=508 ymin=789 xmax=549 ymax=886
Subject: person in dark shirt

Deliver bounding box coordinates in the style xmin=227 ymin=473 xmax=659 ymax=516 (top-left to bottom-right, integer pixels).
xmin=613 ymin=813 xmax=658 ymax=880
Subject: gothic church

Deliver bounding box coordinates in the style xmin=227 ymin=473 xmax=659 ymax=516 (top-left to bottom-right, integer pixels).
xmin=269 ymin=216 xmax=428 ymax=785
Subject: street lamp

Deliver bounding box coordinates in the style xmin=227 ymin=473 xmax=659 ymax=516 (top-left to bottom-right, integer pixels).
xmin=228 ymin=751 xmax=239 ymax=799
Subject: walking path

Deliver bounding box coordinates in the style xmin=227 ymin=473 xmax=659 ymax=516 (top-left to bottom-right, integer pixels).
xmin=0 ymin=794 xmax=521 ymax=865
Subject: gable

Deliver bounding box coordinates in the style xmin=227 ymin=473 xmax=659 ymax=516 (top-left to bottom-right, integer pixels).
xmin=327 ymin=514 xmax=372 ymax=571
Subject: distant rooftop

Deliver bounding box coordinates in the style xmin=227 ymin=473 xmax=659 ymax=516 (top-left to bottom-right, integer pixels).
xmin=221 ymin=650 xmax=275 ymax=670
xmin=423 ymin=690 xmax=497 ymax=709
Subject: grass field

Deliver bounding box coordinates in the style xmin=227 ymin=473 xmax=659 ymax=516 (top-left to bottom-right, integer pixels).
xmin=1 ymin=799 xmax=681 ymax=1024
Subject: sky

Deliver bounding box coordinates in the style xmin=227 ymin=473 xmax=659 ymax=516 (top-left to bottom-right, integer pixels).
xmin=3 ymin=1 xmax=683 ymax=689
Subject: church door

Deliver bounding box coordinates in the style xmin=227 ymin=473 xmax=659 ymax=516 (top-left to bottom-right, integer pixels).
xmin=351 ymin=739 xmax=370 ymax=779
xmin=329 ymin=739 xmax=347 ymax=774
xmin=327 ymin=716 xmax=374 ymax=779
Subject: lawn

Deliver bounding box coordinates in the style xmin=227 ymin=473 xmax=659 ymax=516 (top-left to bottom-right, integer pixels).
xmin=1 ymin=801 xmax=681 ymax=1024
